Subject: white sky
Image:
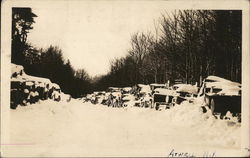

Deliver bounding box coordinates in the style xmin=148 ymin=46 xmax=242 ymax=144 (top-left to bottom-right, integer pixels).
xmin=5 ymin=0 xmax=248 ymax=77
xmin=25 ymin=1 xmax=172 ymax=77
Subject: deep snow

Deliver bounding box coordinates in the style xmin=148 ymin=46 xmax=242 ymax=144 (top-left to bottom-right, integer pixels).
xmin=1 ymin=98 xmax=244 ymax=157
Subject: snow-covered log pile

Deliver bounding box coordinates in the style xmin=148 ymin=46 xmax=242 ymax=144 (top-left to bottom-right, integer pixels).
xmin=10 ymin=63 xmax=71 ymax=109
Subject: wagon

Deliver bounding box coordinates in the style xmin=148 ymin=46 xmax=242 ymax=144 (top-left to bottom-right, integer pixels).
xmin=199 ymin=76 xmax=241 ymax=117
xmin=152 ymin=88 xmax=177 ymax=110
xmin=173 ymin=84 xmax=198 ymax=105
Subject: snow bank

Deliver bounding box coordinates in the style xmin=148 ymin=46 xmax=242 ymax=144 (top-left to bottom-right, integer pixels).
xmin=5 ymin=97 xmax=242 ymax=157
xmin=159 ymin=99 xmax=241 ymax=148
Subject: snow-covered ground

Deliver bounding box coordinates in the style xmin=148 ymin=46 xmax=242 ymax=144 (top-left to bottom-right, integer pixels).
xmin=2 ymin=98 xmax=244 ymax=157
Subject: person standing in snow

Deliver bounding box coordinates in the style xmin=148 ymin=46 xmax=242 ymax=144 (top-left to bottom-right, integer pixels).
xmin=107 ymin=93 xmax=113 ymax=107
xmin=112 ymin=95 xmax=117 ymax=108
xmin=118 ymin=95 xmax=122 ymax=108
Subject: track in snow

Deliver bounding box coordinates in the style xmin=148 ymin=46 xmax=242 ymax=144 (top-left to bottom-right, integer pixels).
xmin=2 ymin=99 xmax=242 ymax=157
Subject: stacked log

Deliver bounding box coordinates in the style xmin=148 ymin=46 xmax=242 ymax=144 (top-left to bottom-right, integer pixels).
xmin=10 ymin=63 xmax=71 ymax=109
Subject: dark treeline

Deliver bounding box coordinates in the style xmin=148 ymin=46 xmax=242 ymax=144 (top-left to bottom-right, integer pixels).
xmin=95 ymin=10 xmax=241 ymax=91
xmin=11 ymin=8 xmax=92 ymax=98
xmin=22 ymin=45 xmax=92 ymax=97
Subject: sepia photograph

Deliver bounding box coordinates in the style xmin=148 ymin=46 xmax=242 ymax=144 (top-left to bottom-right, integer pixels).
xmin=1 ymin=0 xmax=250 ymax=157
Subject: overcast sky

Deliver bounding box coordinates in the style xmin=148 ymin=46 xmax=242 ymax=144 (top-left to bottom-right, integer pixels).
xmin=5 ymin=0 xmax=246 ymax=77
xmin=25 ymin=1 xmax=174 ymax=77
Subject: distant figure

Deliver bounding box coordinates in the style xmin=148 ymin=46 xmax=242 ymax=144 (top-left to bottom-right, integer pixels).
xmin=107 ymin=94 xmax=113 ymax=107
xmin=167 ymin=80 xmax=170 ymax=88
xmin=118 ymin=95 xmax=122 ymax=108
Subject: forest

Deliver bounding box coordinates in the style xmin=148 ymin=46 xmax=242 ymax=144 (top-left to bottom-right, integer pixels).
xmin=12 ymin=8 xmax=242 ymax=97
xmin=94 ymin=10 xmax=242 ymax=90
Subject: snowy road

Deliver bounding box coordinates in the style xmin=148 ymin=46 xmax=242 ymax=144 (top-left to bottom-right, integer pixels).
xmin=2 ymin=99 xmax=243 ymax=157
